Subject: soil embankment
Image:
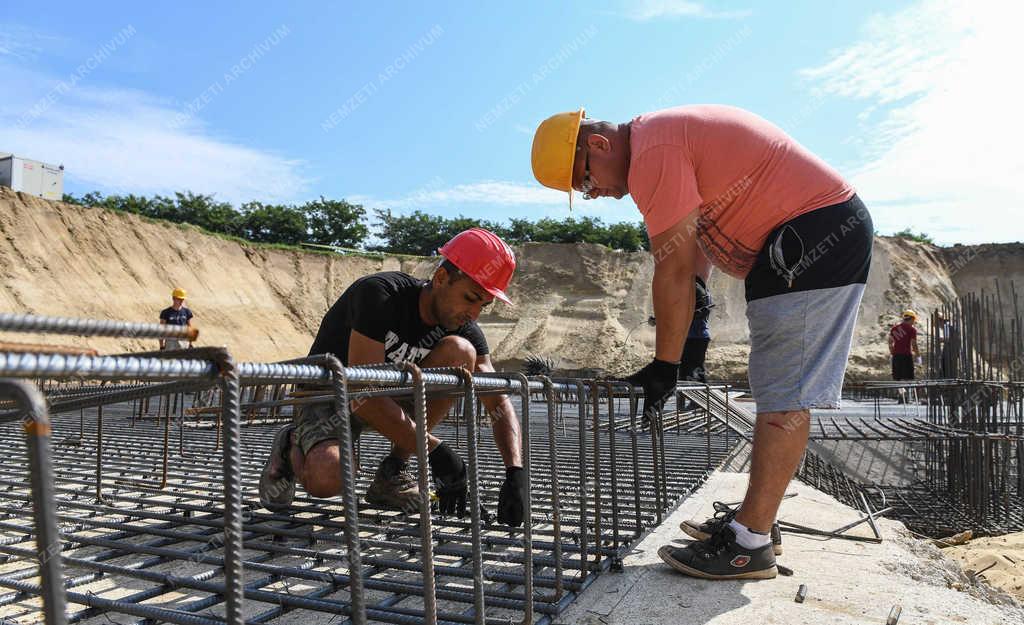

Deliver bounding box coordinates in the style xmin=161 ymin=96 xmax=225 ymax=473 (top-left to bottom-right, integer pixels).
xmin=1 ymin=187 xmax=1018 ymax=378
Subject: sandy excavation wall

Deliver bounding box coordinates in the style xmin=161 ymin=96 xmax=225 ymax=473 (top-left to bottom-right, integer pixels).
xmin=0 ymin=187 xmax=1014 ymax=379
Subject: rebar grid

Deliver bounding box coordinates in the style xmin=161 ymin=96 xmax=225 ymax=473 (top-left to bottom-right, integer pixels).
xmin=0 ymin=310 xmax=736 ymax=625
xmin=791 ymin=381 xmax=1024 ymax=538
xmin=0 ymin=384 xmax=729 ymax=625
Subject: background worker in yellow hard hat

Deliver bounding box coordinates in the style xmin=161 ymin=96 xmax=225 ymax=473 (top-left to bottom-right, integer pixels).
xmin=889 ymin=309 xmax=920 ymax=399
xmin=531 ymin=105 xmax=873 ymax=580
xmin=159 ymin=287 xmax=194 ymax=350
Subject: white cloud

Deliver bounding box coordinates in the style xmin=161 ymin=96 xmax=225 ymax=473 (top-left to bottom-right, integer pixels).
xmin=625 ymin=1 xmax=751 ymax=21
xmin=800 ymin=0 xmax=1024 ymax=244
xmin=354 ymin=180 xmax=642 ymax=223
xmin=0 ymin=60 xmax=310 ymax=204
xmin=376 ymin=180 xmax=565 ymax=208
xmin=0 ymin=24 xmax=62 ymax=59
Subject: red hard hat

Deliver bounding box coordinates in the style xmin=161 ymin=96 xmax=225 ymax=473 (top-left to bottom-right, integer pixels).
xmin=438 ymin=228 xmax=516 ymax=305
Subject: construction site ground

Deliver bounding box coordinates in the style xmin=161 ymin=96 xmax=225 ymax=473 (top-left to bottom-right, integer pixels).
xmin=556 ymin=472 xmax=1024 ymax=625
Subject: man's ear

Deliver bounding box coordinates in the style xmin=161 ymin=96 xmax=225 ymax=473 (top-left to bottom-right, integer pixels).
xmin=432 ymin=266 xmax=448 ymax=287
xmin=586 ymin=133 xmax=612 ymax=155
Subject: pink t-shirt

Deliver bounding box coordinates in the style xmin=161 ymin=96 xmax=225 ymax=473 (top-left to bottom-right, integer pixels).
xmin=628 ymin=105 xmax=854 ymax=279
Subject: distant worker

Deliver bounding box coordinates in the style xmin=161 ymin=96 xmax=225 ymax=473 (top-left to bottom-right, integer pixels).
xmin=159 ymin=287 xmax=194 ymax=350
xmin=674 ymin=275 xmax=713 ymax=414
xmin=935 ymin=310 xmax=958 ymax=379
xmin=532 ymin=104 xmax=872 ymax=580
xmin=259 ymin=228 xmax=529 ymax=527
xmin=889 ymin=310 xmax=920 ymax=400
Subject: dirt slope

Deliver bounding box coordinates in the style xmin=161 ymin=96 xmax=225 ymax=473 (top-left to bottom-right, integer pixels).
xmin=0 ymin=188 xmax=1012 ymax=378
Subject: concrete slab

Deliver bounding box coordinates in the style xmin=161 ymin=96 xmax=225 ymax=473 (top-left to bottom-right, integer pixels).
xmin=555 ymin=472 xmax=1024 ymax=625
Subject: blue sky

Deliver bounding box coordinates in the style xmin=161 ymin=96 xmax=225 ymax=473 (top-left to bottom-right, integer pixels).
xmin=2 ymin=0 xmax=1021 ymax=244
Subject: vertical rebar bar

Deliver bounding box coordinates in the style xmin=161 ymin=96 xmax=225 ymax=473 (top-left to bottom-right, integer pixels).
xmin=400 ymin=362 xmax=436 ymax=625
xmin=95 ymin=404 xmax=104 ymax=502
xmin=323 ymin=356 xmax=366 ymax=625
xmin=454 ymin=368 xmax=485 ymax=625
xmin=217 ymin=355 xmax=245 ymax=625
xmin=0 ymin=379 xmax=68 ymax=625
xmin=511 ymin=372 xmax=534 ymax=625
xmin=538 ymin=376 xmax=563 ymax=602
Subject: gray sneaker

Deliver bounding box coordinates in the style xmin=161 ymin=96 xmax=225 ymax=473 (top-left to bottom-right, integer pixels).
xmin=259 ymin=425 xmax=296 ymax=512
xmin=680 ymin=501 xmax=783 ymax=556
xmin=365 ymin=456 xmax=421 ymax=512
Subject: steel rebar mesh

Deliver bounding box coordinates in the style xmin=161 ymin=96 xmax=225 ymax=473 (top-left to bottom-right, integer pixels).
xmin=791 ymin=382 xmax=1024 ymax=538
xmin=0 ymin=378 xmax=733 ymax=625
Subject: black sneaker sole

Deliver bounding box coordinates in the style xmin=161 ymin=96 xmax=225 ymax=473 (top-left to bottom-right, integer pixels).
xmin=679 ymin=522 xmax=783 ymax=556
xmin=658 ymin=545 xmax=778 ymax=580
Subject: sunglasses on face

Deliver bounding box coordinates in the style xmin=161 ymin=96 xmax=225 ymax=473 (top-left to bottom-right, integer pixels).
xmin=576 ymin=147 xmax=595 ymax=200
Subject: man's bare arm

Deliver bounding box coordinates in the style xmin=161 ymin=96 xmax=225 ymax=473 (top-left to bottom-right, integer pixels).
xmin=476 ymin=354 xmax=523 ymax=468
xmin=348 ymin=329 xmax=437 ymax=455
xmin=650 ymin=211 xmax=700 ymax=363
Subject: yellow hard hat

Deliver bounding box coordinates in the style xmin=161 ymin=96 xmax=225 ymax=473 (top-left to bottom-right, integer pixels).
xmin=172 ymin=287 xmax=187 ymax=299
xmin=531 ymin=108 xmax=585 ymax=207
xmin=902 ymin=309 xmax=917 ymax=320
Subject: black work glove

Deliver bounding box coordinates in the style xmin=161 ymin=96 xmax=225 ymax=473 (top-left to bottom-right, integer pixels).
xmin=428 ymin=442 xmax=467 ymax=518
xmin=623 ymin=358 xmax=679 ymax=423
xmin=497 ymin=466 xmax=527 ymax=527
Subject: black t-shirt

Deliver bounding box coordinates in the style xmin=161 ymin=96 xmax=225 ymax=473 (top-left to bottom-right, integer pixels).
xmin=308 ymin=272 xmax=489 ymax=366
xmin=160 ymin=306 xmax=194 ymax=326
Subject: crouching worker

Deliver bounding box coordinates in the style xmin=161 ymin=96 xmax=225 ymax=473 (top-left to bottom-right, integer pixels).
xmin=259 ymin=228 xmax=528 ymax=526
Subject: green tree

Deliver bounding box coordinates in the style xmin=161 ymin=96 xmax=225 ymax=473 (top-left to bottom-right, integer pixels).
xmin=65 ymin=191 xmax=107 ymax=206
xmin=893 ymin=228 xmax=934 ymax=245
xmin=498 ymin=218 xmax=536 ymax=244
xmin=57 ymin=188 xmax=653 ymax=254
xmin=92 ymin=193 xmax=156 ymax=215
xmin=531 ymin=216 xmax=605 ymax=244
xmin=166 ymin=191 xmax=241 ymax=236
xmin=603 ymin=221 xmax=648 ymax=251
xmin=304 ymin=196 xmax=368 ymax=248
xmin=240 ymin=201 xmax=307 ymax=244
xmin=372 ymin=209 xmax=450 ymax=255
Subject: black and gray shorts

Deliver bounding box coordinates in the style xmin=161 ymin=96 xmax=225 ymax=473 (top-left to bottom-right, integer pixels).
xmin=744 ymin=194 xmax=873 ymax=413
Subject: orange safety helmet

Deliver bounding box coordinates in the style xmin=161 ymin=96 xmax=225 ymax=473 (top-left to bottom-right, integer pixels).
xmin=438 ymin=228 xmax=516 ymax=305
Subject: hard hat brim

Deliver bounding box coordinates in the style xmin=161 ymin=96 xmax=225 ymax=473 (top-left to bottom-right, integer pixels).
xmin=484 ymin=285 xmax=513 ymax=306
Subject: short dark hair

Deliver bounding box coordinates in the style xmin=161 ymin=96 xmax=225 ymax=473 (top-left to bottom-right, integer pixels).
xmin=438 ymin=259 xmax=465 ymax=281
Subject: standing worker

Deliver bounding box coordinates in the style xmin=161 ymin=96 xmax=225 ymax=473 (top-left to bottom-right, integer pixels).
xmin=679 ymin=275 xmax=713 ymax=384
xmin=259 ymin=228 xmax=529 ymax=527
xmin=889 ymin=310 xmax=920 ymax=402
xmin=935 ymin=310 xmax=957 ymax=379
xmin=159 ymin=287 xmax=194 ymax=350
xmin=531 ymin=104 xmax=873 ymax=580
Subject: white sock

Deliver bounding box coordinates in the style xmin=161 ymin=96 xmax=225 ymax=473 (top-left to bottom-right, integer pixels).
xmin=727 ymin=519 xmax=771 ymax=549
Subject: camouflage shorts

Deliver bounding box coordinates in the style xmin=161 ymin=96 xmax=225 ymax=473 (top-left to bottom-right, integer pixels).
xmin=292 ymin=399 xmax=414 ymax=456
xmin=292 ymin=401 xmax=366 ymax=456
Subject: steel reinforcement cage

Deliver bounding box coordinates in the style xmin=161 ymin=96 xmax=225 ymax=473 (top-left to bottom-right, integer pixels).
xmin=0 ymin=312 xmax=735 ymax=625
